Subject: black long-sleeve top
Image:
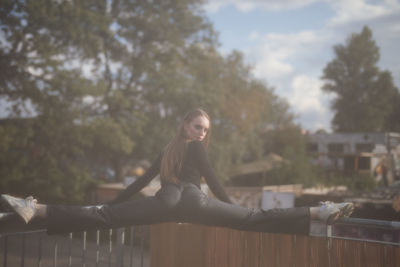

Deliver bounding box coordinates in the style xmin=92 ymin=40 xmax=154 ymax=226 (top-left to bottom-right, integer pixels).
xmin=111 ymin=140 xmax=232 ymax=204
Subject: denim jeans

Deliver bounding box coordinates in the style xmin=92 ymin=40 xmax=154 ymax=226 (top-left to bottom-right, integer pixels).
xmin=47 ymin=183 xmax=310 ymax=235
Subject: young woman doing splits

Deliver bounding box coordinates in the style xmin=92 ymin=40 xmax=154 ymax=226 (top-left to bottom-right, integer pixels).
xmin=1 ymin=109 xmax=353 ymax=235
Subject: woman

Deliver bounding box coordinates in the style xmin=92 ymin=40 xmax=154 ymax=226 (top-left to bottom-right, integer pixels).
xmin=1 ymin=108 xmax=353 ymax=235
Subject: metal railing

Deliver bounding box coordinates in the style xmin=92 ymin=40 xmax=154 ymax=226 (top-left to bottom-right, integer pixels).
xmin=331 ymin=217 xmax=400 ymax=246
xmin=310 ymin=217 xmax=400 ymax=246
xmin=2 ymin=213 xmax=399 ymax=267
xmin=0 ymin=227 xmax=149 ymax=267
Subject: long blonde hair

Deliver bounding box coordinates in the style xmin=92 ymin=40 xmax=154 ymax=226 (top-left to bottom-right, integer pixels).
xmin=160 ymin=108 xmax=211 ymax=183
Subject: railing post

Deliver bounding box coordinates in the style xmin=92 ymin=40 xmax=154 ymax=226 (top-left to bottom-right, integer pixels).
xmin=140 ymin=229 xmax=145 ymax=267
xmin=21 ymin=233 xmax=26 ymax=267
xmin=96 ymin=230 xmax=100 ymax=267
xmin=53 ymin=239 xmax=58 ymax=267
xmin=327 ymin=224 xmax=332 ymax=250
xmin=108 ymin=229 xmax=113 ymax=267
xmin=68 ymin=233 xmax=73 ymax=267
xmin=129 ymin=227 xmax=134 ymax=267
xmin=82 ymin=231 xmax=87 ymax=267
xmin=3 ymin=235 xmax=8 ymax=267
xmin=327 ymin=225 xmax=332 ymax=267
xmin=116 ymin=228 xmax=125 ymax=267
xmin=37 ymin=233 xmax=42 ymax=267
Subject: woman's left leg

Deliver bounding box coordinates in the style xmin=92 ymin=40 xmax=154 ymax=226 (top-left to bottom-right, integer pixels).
xmin=176 ymin=184 xmax=310 ymax=235
xmin=46 ymin=196 xmax=177 ymax=234
xmin=46 ymin=184 xmax=184 ymax=234
xmin=2 ymin=184 xmax=183 ymax=235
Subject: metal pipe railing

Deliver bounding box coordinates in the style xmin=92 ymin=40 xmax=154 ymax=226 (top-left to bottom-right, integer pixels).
xmin=330 ymin=217 xmax=400 ymax=246
xmin=0 ymin=227 xmax=149 ymax=267
xmin=335 ymin=217 xmax=400 ymax=229
xmin=308 ymin=217 xmax=400 ymax=246
xmin=1 ymin=212 xmax=399 ymax=266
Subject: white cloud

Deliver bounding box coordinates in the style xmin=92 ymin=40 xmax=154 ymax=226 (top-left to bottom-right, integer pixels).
xmin=289 ymin=75 xmax=325 ymax=113
xmin=27 ymin=66 xmax=44 ymax=77
xmin=325 ymin=0 xmax=400 ymax=26
xmin=0 ymin=98 xmax=11 ymax=118
xmin=242 ymin=29 xmax=337 ymax=130
xmin=235 ymin=2 xmax=256 ymax=12
xmin=82 ymin=95 xmax=95 ymax=104
xmin=248 ymin=31 xmax=322 ymax=81
xmin=204 ymin=0 xmax=400 ymax=25
xmin=204 ymin=0 xmax=320 ymax=13
xmin=390 ymin=23 xmax=400 ymax=33
xmin=253 ymin=58 xmax=293 ymax=80
xmin=204 ymin=2 xmax=225 ymax=13
xmin=287 ymin=76 xmax=336 ymax=131
xmin=384 ymin=0 xmax=399 ymax=5
xmin=249 ymin=31 xmax=260 ymax=41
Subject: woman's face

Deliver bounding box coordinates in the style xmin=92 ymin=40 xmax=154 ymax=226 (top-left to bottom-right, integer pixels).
xmin=184 ymin=115 xmax=210 ymax=142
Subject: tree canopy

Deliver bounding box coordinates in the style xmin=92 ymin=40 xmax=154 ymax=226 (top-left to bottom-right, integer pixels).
xmin=321 ymin=26 xmax=399 ymax=132
xmin=0 ymin=0 xmax=310 ymax=202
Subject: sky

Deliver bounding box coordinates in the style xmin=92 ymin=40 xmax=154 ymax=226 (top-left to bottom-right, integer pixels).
xmin=1 ymin=1 xmax=399 ymax=132
xmin=203 ymin=0 xmax=400 ymax=132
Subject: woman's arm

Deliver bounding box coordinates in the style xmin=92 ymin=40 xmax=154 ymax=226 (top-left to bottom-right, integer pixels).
xmin=109 ymin=153 xmax=162 ymax=204
xmin=188 ymin=141 xmax=232 ymax=203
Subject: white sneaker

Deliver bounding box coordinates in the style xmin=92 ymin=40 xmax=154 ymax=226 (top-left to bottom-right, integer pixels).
xmin=318 ymin=202 xmax=340 ymax=224
xmin=318 ymin=201 xmax=354 ymax=224
xmin=1 ymin=194 xmax=37 ymax=224
xmin=321 ymin=201 xmax=354 ymax=218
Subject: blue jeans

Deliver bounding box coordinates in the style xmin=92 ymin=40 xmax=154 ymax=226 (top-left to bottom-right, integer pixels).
xmin=47 ymin=183 xmax=310 ymax=235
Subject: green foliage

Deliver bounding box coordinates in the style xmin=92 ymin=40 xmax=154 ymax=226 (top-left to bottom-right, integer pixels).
xmin=386 ymin=85 xmax=400 ymax=131
xmin=320 ymin=171 xmax=377 ymax=193
xmin=265 ymin=128 xmax=320 ymax=187
xmin=322 ymin=26 xmax=399 ymax=132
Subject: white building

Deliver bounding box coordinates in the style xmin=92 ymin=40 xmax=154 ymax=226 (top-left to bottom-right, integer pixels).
xmin=306 ymin=132 xmax=400 ymax=184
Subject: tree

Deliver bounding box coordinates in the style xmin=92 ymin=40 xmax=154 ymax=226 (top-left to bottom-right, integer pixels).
xmin=1 ymin=0 xmax=224 ymax=202
xmin=322 ymin=26 xmax=399 ymax=132
xmin=0 ymin=0 xmax=308 ymax=202
xmin=262 ymin=124 xmax=319 ymax=187
xmin=386 ymin=82 xmax=400 ymax=132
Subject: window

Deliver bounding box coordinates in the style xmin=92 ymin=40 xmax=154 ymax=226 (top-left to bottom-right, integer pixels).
xmin=307 ymin=143 xmax=318 ymax=153
xmin=328 ymin=143 xmax=344 ymax=153
xmin=344 ymin=156 xmax=355 ymax=171
xmin=358 ymin=156 xmax=371 ymax=170
xmin=356 ymin=143 xmax=374 ymax=153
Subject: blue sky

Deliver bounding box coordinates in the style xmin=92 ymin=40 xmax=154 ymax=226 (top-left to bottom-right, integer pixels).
xmin=203 ymin=0 xmax=400 ymax=132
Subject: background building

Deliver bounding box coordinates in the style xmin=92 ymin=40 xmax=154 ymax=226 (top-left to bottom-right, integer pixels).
xmin=306 ymin=132 xmax=400 ymax=185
